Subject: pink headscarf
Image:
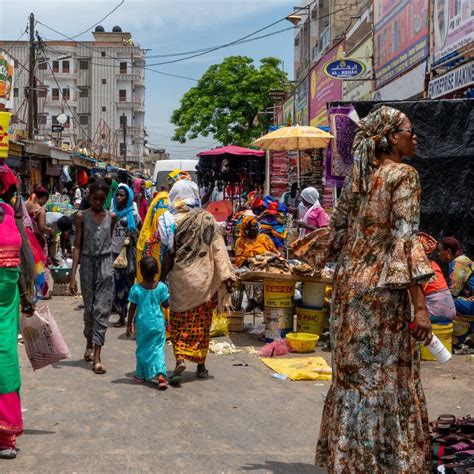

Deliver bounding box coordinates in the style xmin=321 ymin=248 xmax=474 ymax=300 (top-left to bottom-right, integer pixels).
xmin=133 ymin=178 xmax=144 ymax=195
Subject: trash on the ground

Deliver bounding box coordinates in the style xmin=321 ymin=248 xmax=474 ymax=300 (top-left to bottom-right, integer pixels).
xmin=314 ymin=383 xmax=325 ymax=386
xmin=57 ymin=388 xmax=66 ymax=392
xmin=272 ymin=373 xmax=289 ymax=380
xmin=209 ymin=340 xmax=240 ymax=355
xmin=257 ymin=338 xmax=290 ymax=357
xmin=468 ymin=355 xmax=474 ymax=362
xmin=242 ymin=346 xmax=258 ymax=354
xmin=232 ymin=363 xmax=250 ymax=367
xmin=261 ymin=356 xmax=332 ymax=381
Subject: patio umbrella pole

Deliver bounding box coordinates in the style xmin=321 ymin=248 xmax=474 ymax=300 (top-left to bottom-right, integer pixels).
xmin=297 ymin=150 xmax=301 ymax=187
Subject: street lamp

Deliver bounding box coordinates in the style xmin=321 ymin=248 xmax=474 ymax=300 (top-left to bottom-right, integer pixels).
xmin=286 ymin=5 xmax=310 ymax=26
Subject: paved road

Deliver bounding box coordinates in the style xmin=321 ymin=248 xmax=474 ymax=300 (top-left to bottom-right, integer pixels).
xmin=5 ymin=295 xmax=474 ymax=473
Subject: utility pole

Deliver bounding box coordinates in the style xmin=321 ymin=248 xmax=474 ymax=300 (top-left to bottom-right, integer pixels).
xmin=121 ymin=113 xmax=127 ymax=168
xmin=27 ymin=12 xmax=36 ymax=140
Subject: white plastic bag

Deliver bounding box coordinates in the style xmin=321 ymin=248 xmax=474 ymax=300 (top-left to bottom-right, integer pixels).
xmin=20 ymin=304 xmax=70 ymax=370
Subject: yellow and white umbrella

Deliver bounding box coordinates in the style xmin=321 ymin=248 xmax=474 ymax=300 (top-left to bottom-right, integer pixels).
xmin=251 ymin=125 xmax=333 ymax=151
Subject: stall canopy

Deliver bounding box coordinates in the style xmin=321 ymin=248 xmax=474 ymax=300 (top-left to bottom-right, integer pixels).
xmin=197 ymin=145 xmax=265 ymax=158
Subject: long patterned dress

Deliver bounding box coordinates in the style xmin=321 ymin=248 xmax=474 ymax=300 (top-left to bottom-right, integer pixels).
xmin=298 ymin=163 xmax=434 ymax=473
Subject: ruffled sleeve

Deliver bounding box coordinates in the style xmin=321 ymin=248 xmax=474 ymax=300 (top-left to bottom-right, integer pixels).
xmin=378 ymin=165 xmax=434 ymax=289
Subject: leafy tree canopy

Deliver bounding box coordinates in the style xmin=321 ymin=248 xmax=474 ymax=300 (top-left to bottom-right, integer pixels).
xmin=170 ymin=56 xmax=288 ymax=146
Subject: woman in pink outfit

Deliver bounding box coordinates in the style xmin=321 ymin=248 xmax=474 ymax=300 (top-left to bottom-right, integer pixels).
xmin=298 ymin=187 xmax=329 ymax=237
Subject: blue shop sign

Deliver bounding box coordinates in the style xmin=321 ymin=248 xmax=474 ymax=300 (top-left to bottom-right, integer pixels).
xmin=323 ymin=59 xmax=366 ymax=79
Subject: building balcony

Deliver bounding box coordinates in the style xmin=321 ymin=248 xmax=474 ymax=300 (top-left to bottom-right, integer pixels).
xmin=116 ymin=72 xmax=141 ymax=81
xmin=46 ymin=97 xmax=77 ymax=107
xmin=116 ymin=126 xmax=145 ymax=137
xmin=44 ymin=70 xmax=75 ymax=77
xmin=116 ymin=99 xmax=145 ymax=111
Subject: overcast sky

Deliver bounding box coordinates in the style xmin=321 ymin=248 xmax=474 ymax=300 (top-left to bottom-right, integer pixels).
xmin=0 ymin=0 xmax=295 ymax=159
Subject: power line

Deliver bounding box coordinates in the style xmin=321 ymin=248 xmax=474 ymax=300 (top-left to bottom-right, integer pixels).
xmin=69 ymin=0 xmax=125 ymax=40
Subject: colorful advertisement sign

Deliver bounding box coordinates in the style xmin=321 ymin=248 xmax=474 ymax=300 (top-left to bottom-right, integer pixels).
xmin=295 ymin=78 xmax=308 ymax=126
xmin=342 ymin=38 xmax=373 ymax=101
xmin=281 ymin=96 xmax=294 ymax=126
xmin=309 ymin=41 xmax=344 ymax=127
xmin=0 ymin=51 xmax=14 ymax=110
xmin=0 ymin=112 xmax=12 ymax=159
xmin=374 ymin=0 xmax=429 ymax=88
xmin=433 ymin=0 xmax=474 ymax=65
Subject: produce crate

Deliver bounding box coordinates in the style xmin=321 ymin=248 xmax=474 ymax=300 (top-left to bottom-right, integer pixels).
xmin=228 ymin=310 xmax=244 ymax=333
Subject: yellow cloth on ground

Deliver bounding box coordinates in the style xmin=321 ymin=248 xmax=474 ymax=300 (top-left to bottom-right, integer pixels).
xmin=260 ymin=356 xmax=332 ymax=381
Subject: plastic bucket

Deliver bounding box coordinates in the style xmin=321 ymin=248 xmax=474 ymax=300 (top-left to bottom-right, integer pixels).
xmin=420 ymin=323 xmax=453 ymax=361
xmin=296 ymin=304 xmax=327 ymax=336
xmin=264 ymin=307 xmax=293 ymax=330
xmin=263 ymin=280 xmax=295 ymax=308
xmin=302 ymin=282 xmax=326 ymax=307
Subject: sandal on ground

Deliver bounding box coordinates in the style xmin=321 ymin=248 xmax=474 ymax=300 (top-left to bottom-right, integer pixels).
xmin=196 ymin=365 xmax=209 ymax=379
xmin=113 ymin=319 xmax=126 ymax=328
xmin=173 ymin=360 xmax=186 ymax=377
xmin=92 ymin=363 xmax=106 ymax=374
xmin=84 ymin=350 xmax=93 ymax=362
xmin=434 ymin=414 xmax=457 ymax=435
xmin=0 ymin=447 xmax=17 ymax=459
xmin=460 ymin=417 xmax=474 ymax=435
xmin=133 ymin=376 xmax=145 ymax=384
xmin=157 ymin=375 xmax=168 ymax=390
xmin=168 ymin=374 xmax=182 ymax=385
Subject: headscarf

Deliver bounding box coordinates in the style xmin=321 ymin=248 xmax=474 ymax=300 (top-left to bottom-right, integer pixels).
xmin=133 ymin=178 xmax=144 ymax=195
xmin=168 ymin=179 xmax=200 ymax=212
xmin=77 ymin=169 xmax=88 ymax=187
xmin=352 ymin=106 xmax=406 ymax=194
xmin=241 ymin=215 xmax=258 ymax=237
xmin=300 ymin=187 xmax=323 ymax=238
xmin=113 ymin=184 xmax=137 ymax=232
xmin=167 ymin=169 xmax=192 ymax=187
xmin=0 ymin=162 xmax=18 ymax=194
xmin=105 ymin=179 xmax=118 ymax=210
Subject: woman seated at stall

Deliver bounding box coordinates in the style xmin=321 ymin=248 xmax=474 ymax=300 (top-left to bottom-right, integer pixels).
xmin=235 ymin=216 xmax=278 ymax=268
xmin=438 ymin=237 xmax=474 ymax=346
xmin=298 ymin=187 xmax=329 ymax=237
xmin=418 ymin=232 xmax=456 ymax=323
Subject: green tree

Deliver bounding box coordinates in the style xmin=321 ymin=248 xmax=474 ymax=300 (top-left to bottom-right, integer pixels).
xmin=170 ymin=56 xmax=288 ymax=146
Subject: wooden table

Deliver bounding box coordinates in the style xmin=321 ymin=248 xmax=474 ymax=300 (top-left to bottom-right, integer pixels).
xmin=238 ymin=271 xmax=332 ymax=284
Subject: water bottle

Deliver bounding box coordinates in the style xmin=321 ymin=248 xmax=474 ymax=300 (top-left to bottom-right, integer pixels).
xmin=409 ymin=322 xmax=452 ymax=364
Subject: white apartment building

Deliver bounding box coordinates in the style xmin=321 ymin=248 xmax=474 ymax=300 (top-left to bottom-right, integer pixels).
xmin=0 ymin=26 xmax=146 ymax=169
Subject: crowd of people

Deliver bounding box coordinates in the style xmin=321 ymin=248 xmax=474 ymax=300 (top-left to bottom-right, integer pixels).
xmin=0 ymin=105 xmax=472 ymax=469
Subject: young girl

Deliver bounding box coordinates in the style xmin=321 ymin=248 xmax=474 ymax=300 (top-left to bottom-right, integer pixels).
xmin=70 ymin=179 xmax=116 ymax=374
xmin=126 ymin=256 xmax=169 ymax=389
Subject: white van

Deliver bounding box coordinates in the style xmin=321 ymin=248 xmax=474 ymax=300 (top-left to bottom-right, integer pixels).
xmin=152 ymin=159 xmax=198 ymax=193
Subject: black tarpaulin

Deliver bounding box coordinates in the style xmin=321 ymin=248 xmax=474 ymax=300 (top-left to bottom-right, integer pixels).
xmin=329 ymin=99 xmax=474 ymax=256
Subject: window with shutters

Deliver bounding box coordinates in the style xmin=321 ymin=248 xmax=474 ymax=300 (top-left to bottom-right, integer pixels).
xmin=52 ymin=60 xmax=59 ymax=73
xmin=119 ymin=90 xmax=126 ymax=102
xmin=52 ymin=88 xmax=60 ymax=100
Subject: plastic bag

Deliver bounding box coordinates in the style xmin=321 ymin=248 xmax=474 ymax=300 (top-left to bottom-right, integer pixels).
xmin=257 ymin=338 xmax=291 ymax=357
xmin=20 ymin=304 xmax=70 ymax=370
xmin=210 ymin=311 xmax=229 ymax=337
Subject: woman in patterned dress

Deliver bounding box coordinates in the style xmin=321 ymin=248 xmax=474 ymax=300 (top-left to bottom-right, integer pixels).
xmin=293 ymin=106 xmax=434 ymax=473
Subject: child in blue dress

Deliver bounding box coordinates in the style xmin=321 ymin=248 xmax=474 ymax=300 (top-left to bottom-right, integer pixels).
xmin=126 ymin=256 xmax=169 ymax=389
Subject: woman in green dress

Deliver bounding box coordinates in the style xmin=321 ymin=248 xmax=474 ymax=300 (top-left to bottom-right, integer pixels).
xmin=0 ymin=164 xmax=36 ymax=459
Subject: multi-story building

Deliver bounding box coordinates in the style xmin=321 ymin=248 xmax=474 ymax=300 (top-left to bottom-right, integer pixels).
xmin=0 ymin=26 xmax=146 ymax=170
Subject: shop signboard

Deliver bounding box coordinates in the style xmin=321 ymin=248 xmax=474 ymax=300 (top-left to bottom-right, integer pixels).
xmin=342 ymin=38 xmax=373 ymax=101
xmin=324 ymin=58 xmax=366 ymax=79
xmin=428 ymin=60 xmax=474 ymax=98
xmin=374 ymin=0 xmax=429 ymax=88
xmin=295 ymin=78 xmax=308 ymax=126
xmin=309 ymin=41 xmax=344 ymax=127
xmin=281 ymin=96 xmax=294 ymax=126
xmin=433 ymin=0 xmax=474 ymax=65
xmin=0 ymin=51 xmax=14 ymax=110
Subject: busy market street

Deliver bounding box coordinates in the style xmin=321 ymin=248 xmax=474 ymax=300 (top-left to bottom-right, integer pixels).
xmin=1 ymin=0 xmax=473 ymax=472
xmin=7 ymin=295 xmax=474 ymax=473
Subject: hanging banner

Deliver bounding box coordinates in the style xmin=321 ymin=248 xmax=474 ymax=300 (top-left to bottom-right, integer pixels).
xmin=309 ymin=41 xmax=344 ymax=127
xmin=433 ymin=0 xmax=474 ymax=65
xmin=282 ymin=96 xmax=294 ymax=126
xmin=0 ymin=51 xmax=14 ymax=110
xmin=342 ymin=38 xmax=374 ymax=101
xmin=374 ymin=0 xmax=429 ymax=88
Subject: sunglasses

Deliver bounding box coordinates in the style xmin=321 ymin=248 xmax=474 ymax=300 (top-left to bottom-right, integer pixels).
xmin=396 ymin=127 xmax=416 ymax=137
